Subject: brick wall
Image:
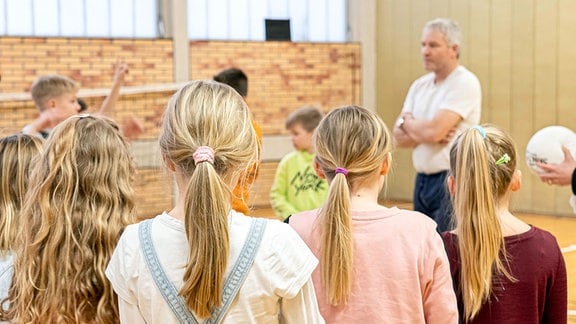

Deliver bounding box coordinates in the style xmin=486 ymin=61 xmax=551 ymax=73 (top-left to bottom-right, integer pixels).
xmin=189 ymin=41 xmax=361 ymax=135
xmin=0 ymin=37 xmax=360 ymax=219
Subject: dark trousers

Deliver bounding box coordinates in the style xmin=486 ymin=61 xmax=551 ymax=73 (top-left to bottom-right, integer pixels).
xmin=413 ymin=171 xmax=453 ymax=233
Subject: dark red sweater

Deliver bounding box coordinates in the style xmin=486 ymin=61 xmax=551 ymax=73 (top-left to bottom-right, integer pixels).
xmin=441 ymin=227 xmax=567 ymax=324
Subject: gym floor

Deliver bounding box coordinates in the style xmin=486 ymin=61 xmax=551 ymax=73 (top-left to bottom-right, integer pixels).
xmin=251 ymin=201 xmax=576 ymax=323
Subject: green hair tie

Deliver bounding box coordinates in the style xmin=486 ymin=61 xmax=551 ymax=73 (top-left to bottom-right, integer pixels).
xmin=495 ymin=153 xmax=511 ymax=166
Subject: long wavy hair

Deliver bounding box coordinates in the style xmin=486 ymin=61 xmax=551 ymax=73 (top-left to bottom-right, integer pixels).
xmin=0 ymin=134 xmax=43 ymax=256
xmin=313 ymin=105 xmax=392 ymax=305
xmin=158 ymin=80 xmax=258 ymax=318
xmin=449 ymin=124 xmax=517 ymax=321
xmin=2 ymin=115 xmax=136 ymax=323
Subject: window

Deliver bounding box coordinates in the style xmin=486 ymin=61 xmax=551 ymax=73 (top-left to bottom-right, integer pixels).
xmin=0 ymin=0 xmax=158 ymax=38
xmin=187 ymin=0 xmax=347 ymax=42
xmin=0 ymin=0 xmax=347 ymax=41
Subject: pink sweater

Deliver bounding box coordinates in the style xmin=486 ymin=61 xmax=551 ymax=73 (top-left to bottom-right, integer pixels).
xmin=290 ymin=207 xmax=458 ymax=324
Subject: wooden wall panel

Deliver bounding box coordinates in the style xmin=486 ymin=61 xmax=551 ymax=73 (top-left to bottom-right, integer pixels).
xmin=377 ymin=0 xmax=576 ymax=216
xmin=377 ymin=0 xmax=417 ymax=199
xmin=448 ymin=0 xmax=470 ymax=68
xmin=532 ymin=0 xmax=559 ymax=213
xmin=510 ymin=0 xmax=535 ymax=209
xmin=467 ymin=0 xmax=490 ymax=123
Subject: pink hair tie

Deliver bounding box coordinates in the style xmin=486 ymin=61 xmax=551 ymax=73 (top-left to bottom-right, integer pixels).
xmin=335 ymin=167 xmax=348 ymax=176
xmin=193 ymin=146 xmax=215 ymax=165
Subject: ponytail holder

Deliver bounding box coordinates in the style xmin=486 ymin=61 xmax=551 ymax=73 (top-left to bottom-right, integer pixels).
xmin=471 ymin=125 xmax=486 ymax=139
xmin=193 ymin=146 xmax=215 ymax=165
xmin=335 ymin=167 xmax=348 ymax=176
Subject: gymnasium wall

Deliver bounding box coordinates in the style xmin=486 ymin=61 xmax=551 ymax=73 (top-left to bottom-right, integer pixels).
xmin=376 ymin=0 xmax=576 ymax=216
xmin=0 ymin=37 xmax=361 ymax=219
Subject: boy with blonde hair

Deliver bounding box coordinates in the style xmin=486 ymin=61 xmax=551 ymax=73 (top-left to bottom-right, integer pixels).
xmin=22 ymin=75 xmax=81 ymax=138
xmin=23 ymin=63 xmax=143 ymax=140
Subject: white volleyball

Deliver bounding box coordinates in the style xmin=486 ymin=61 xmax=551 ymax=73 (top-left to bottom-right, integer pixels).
xmin=525 ymin=126 xmax=576 ymax=174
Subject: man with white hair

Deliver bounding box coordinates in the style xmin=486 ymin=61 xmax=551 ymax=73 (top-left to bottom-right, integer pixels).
xmin=393 ymin=18 xmax=482 ymax=232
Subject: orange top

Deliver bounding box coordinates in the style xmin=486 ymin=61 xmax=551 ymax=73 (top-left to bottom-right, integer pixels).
xmin=231 ymin=120 xmax=262 ymax=214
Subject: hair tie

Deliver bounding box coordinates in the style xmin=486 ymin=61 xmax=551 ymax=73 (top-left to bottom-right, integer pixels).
xmin=495 ymin=153 xmax=511 ymax=166
xmin=471 ymin=125 xmax=486 ymax=139
xmin=193 ymin=146 xmax=215 ymax=165
xmin=335 ymin=167 xmax=348 ymax=176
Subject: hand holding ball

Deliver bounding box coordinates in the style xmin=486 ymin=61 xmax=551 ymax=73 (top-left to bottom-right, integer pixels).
xmin=525 ymin=126 xmax=576 ymax=175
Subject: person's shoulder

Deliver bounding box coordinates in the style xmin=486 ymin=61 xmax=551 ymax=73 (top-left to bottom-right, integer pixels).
xmin=529 ymin=226 xmax=561 ymax=246
xmin=439 ymin=231 xmax=457 ymax=249
xmin=121 ymin=221 xmax=141 ymax=237
xmin=454 ymin=65 xmax=481 ymax=82
xmin=282 ymin=150 xmax=300 ymax=159
xmin=394 ymin=208 xmax=438 ymax=225
xmin=259 ymin=216 xmax=317 ymax=259
xmin=231 ymin=212 xmax=296 ymax=239
xmin=406 ymin=72 xmax=436 ymax=94
xmin=411 ymin=72 xmax=435 ymax=85
xmin=118 ymin=214 xmax=166 ymax=246
xmin=385 ymin=208 xmax=445 ymax=238
xmin=115 ymin=221 xmax=143 ymax=250
xmin=261 ymin=216 xmax=300 ymax=238
xmin=258 ymin=213 xmax=316 ymax=245
xmin=288 ymin=208 xmax=319 ymax=226
xmin=278 ymin=150 xmax=302 ymax=164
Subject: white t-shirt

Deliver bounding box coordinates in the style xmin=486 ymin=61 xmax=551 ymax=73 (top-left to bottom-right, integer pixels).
xmin=402 ymin=65 xmax=482 ymax=174
xmin=106 ymin=211 xmax=323 ymax=324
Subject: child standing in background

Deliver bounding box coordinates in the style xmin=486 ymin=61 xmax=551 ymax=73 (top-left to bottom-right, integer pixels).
xmin=270 ymin=106 xmax=328 ymax=220
xmin=0 ymin=134 xmax=43 ymax=301
xmin=289 ymin=105 xmax=458 ymax=323
xmin=442 ymin=124 xmax=567 ymax=323
xmin=2 ymin=115 xmax=136 ymax=323
xmin=213 ymin=67 xmax=262 ymax=215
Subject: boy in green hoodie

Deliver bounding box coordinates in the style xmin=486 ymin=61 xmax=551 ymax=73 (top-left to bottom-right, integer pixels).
xmin=270 ymin=106 xmax=328 ymax=220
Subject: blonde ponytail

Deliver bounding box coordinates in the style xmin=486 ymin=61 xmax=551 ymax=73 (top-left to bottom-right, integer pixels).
xmin=180 ymin=160 xmax=230 ymax=317
xmin=450 ymin=125 xmax=517 ymax=321
xmin=320 ymin=170 xmax=353 ymax=305
xmin=314 ymin=106 xmax=392 ymax=305
xmin=158 ymin=80 xmax=258 ymax=317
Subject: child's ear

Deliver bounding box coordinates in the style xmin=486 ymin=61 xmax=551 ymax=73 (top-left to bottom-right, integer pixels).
xmin=509 ymin=169 xmax=522 ymax=192
xmin=163 ymin=155 xmax=176 ymax=172
xmin=381 ymin=152 xmax=392 ymax=175
xmin=447 ymin=175 xmax=455 ymax=196
xmin=46 ymin=98 xmax=57 ymax=109
xmin=313 ymin=159 xmax=326 ymax=179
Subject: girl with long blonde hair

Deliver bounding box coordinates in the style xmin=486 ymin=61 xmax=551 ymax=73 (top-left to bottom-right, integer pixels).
xmin=0 ymin=134 xmax=43 ymax=300
xmin=1 ymin=115 xmax=136 ymax=323
xmin=106 ymin=80 xmax=323 ymax=323
xmin=442 ymin=124 xmax=567 ymax=323
xmin=289 ymin=105 xmax=457 ymax=323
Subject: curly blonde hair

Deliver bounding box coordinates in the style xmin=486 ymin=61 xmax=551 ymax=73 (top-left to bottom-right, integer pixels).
xmin=2 ymin=115 xmax=136 ymax=323
xmin=0 ymin=134 xmax=43 ymax=255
